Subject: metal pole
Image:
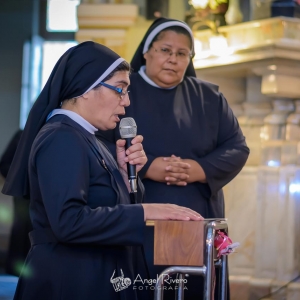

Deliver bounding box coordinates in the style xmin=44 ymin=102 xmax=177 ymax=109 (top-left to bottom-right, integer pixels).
xmin=220 ymin=255 xmax=227 ymax=300
xmin=154 ymin=271 xmax=165 ymax=300
xmin=215 ymin=221 xmax=228 ymax=300
xmin=176 ymin=273 xmax=185 ymax=300
xmin=204 ymin=222 xmax=216 ymax=300
xmin=154 ymin=266 xmax=206 ymax=300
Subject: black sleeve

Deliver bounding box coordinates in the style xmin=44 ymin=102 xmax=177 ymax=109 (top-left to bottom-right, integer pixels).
xmin=0 ymin=130 xmax=23 ymax=178
xmin=197 ymin=93 xmax=249 ymax=195
xmin=136 ymin=153 xmax=156 ymax=179
xmin=34 ymin=130 xmax=145 ymax=246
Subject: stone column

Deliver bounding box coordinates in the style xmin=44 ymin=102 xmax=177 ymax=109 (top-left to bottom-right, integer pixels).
xmin=250 ymin=0 xmax=271 ymax=20
xmin=76 ymin=3 xmax=138 ymax=58
xmin=182 ymin=16 xmax=300 ymax=300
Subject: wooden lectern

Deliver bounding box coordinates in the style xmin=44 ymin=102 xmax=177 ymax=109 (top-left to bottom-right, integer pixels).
xmin=146 ymin=219 xmax=228 ymax=300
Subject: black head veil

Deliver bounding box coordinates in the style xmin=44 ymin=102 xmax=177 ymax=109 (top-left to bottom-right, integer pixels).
xmin=130 ymin=17 xmax=196 ymax=77
xmin=2 ymin=41 xmax=124 ymax=198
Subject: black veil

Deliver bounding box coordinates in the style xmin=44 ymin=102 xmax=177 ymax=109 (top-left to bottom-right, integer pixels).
xmin=2 ymin=42 xmax=123 ymax=198
xmin=130 ymin=17 xmax=197 ymax=77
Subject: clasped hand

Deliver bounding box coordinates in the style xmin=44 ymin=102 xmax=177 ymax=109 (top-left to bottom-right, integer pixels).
xmin=144 ymin=155 xmax=190 ymax=186
xmin=163 ymin=155 xmax=191 ymax=186
xmin=145 ymin=155 xmax=206 ymax=186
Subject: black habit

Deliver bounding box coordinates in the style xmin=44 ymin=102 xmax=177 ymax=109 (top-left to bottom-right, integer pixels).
xmin=96 ymin=72 xmax=250 ymax=299
xmin=2 ymin=42 xmax=150 ymax=300
xmin=97 ymin=17 xmax=249 ymax=299
xmin=13 ymin=115 xmax=147 ymax=300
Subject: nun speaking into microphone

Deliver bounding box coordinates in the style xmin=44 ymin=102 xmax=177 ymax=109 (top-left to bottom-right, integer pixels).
xmin=2 ymin=41 xmax=202 ymax=300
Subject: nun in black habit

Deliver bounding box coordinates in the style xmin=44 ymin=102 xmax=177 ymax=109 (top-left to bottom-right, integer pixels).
xmin=96 ymin=18 xmax=250 ymax=299
xmin=2 ymin=41 xmax=203 ymax=300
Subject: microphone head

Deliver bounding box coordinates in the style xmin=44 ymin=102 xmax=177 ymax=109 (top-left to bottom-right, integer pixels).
xmin=119 ymin=117 xmax=137 ymax=138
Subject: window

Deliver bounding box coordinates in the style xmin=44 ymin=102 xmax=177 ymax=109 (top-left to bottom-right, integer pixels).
xmin=41 ymin=41 xmax=78 ymax=88
xmin=47 ymin=0 xmax=80 ymax=32
xmin=20 ymin=1 xmax=80 ymax=128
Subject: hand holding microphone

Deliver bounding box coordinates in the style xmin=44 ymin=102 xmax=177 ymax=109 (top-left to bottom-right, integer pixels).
xmin=117 ymin=118 xmax=147 ymax=193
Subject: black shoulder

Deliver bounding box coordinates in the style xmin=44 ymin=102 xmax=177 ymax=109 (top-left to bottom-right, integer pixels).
xmin=32 ymin=121 xmax=88 ymax=157
xmin=129 ymin=72 xmax=141 ymax=85
xmin=185 ymin=76 xmax=219 ymax=92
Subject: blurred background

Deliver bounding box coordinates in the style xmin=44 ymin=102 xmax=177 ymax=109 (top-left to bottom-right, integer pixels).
xmin=1 ymin=1 xmax=300 ymax=299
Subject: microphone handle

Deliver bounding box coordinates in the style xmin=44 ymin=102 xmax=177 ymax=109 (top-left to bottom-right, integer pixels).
xmin=125 ymin=138 xmax=136 ymax=180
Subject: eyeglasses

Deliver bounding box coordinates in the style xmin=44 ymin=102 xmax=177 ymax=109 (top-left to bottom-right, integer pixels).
xmin=97 ymin=82 xmax=129 ymax=99
xmin=152 ymin=47 xmax=192 ymax=61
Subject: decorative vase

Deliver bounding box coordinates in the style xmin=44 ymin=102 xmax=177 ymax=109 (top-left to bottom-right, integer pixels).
xmin=225 ymin=0 xmax=243 ymax=25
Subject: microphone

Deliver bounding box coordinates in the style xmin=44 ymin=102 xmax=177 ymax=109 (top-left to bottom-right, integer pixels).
xmin=119 ymin=118 xmax=137 ymax=193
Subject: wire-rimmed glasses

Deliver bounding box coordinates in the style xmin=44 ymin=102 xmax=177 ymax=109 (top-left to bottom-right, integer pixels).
xmin=152 ymin=47 xmax=192 ymax=61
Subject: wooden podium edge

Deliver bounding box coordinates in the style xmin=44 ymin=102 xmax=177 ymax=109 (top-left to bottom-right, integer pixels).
xmin=146 ymin=218 xmax=227 ymax=226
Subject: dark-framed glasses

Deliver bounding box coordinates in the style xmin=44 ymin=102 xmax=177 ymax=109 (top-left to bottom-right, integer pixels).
xmin=97 ymin=82 xmax=129 ymax=99
xmin=152 ymin=47 xmax=192 ymax=61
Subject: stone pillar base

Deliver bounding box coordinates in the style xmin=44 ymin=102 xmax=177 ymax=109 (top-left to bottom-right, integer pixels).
xmin=230 ymin=276 xmax=300 ymax=300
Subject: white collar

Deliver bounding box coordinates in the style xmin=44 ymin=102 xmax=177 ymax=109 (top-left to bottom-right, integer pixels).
xmin=47 ymin=109 xmax=98 ymax=134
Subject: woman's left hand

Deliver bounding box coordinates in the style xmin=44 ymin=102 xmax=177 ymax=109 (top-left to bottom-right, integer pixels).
xmin=116 ymin=135 xmax=147 ymax=173
xmin=164 ymin=155 xmax=207 ymax=184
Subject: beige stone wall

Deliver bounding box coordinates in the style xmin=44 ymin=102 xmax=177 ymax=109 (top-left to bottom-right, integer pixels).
xmin=76 ymin=3 xmax=152 ymax=61
xmin=124 ymin=16 xmax=152 ymax=62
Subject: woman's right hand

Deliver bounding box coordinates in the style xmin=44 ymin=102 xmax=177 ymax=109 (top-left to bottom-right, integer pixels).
xmin=145 ymin=156 xmax=190 ymax=186
xmin=141 ymin=203 xmax=203 ymax=221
